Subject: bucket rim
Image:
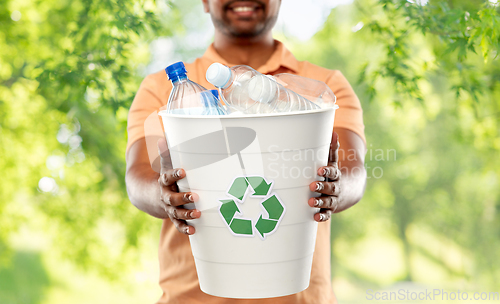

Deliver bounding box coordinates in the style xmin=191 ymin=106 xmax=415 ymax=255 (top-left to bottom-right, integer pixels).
xmin=158 ymin=106 xmax=337 ymax=119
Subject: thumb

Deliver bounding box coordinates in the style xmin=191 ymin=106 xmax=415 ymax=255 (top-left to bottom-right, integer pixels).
xmin=332 ymin=131 xmax=338 ymax=144
xmin=330 ymin=131 xmax=340 ymax=165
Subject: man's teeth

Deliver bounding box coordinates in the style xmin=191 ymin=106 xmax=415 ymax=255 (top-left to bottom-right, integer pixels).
xmin=233 ymin=6 xmax=254 ymax=12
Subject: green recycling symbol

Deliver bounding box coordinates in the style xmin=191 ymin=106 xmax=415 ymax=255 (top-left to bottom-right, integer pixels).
xmin=219 ymin=176 xmax=285 ymax=240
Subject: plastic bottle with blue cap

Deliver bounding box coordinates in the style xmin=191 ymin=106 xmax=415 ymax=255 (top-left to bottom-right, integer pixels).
xmin=201 ymin=90 xmax=227 ymax=115
xmin=166 ymin=62 xmax=227 ymax=115
xmin=206 ymin=63 xmax=320 ymax=114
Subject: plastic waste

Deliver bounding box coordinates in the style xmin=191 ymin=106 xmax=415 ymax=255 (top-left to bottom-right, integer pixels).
xmin=202 ymin=90 xmax=227 ymax=115
xmin=206 ymin=63 xmax=261 ymax=114
xmin=166 ymin=62 xmax=227 ymax=115
xmin=247 ymin=74 xmax=321 ymax=113
xmin=273 ymin=73 xmax=337 ymax=109
xmin=206 ymin=63 xmax=320 ymax=114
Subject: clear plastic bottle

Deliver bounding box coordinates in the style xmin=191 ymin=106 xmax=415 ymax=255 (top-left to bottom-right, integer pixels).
xmin=201 ymin=90 xmax=227 ymax=115
xmin=206 ymin=63 xmax=262 ymax=114
xmin=247 ymin=74 xmax=320 ymax=113
xmin=206 ymin=63 xmax=319 ymax=114
xmin=273 ymin=73 xmax=337 ymax=109
xmin=166 ymin=62 xmax=227 ymax=115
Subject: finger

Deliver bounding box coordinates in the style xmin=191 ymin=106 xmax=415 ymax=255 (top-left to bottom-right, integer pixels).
xmin=308 ymin=196 xmax=339 ymax=211
xmin=329 ymin=131 xmax=340 ymax=165
xmin=309 ymin=181 xmax=340 ymax=196
xmin=314 ymin=209 xmax=332 ymax=222
xmin=161 ymin=191 xmax=199 ymax=207
xmin=332 ymin=131 xmax=338 ymax=144
xmin=170 ymin=217 xmax=196 ymax=235
xmin=165 ymin=206 xmax=201 ymax=220
xmin=158 ymin=169 xmax=186 ymax=187
xmin=317 ymin=166 xmax=341 ymax=181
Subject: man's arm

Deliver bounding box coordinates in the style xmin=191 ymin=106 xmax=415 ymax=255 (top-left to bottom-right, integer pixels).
xmin=308 ymin=128 xmax=367 ymax=221
xmin=125 ymin=138 xmax=200 ymax=234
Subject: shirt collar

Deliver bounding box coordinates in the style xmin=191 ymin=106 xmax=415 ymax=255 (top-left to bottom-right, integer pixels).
xmin=201 ymin=40 xmax=300 ymax=74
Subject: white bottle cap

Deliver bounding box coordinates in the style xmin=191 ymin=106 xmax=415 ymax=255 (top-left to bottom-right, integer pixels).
xmin=206 ymin=63 xmax=232 ymax=88
xmin=248 ymin=75 xmax=277 ymax=104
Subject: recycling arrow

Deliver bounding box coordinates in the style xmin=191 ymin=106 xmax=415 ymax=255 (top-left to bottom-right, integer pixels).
xmin=230 ymin=218 xmax=253 ymax=235
xmin=219 ymin=175 xmax=285 ymax=240
xmin=219 ymin=199 xmax=239 ymax=225
xmin=228 ymin=177 xmax=249 ymax=201
xmin=246 ymin=176 xmax=272 ymax=196
xmin=261 ymin=195 xmax=283 ymax=220
xmin=255 ymin=195 xmax=284 ymax=237
xmin=255 ymin=216 xmax=278 ymax=237
xmin=219 ymin=199 xmax=253 ymax=235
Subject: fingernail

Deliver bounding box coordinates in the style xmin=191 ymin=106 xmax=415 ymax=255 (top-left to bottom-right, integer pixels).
xmin=322 ymin=167 xmax=330 ymax=176
xmin=188 ymin=194 xmax=194 ymax=202
xmin=184 ymin=226 xmax=191 ymax=234
xmin=162 ymin=173 xmax=168 ymax=184
xmin=314 ymin=198 xmax=322 ymax=207
xmin=319 ymin=213 xmax=326 ymax=221
xmin=189 ymin=211 xmax=195 ymax=219
xmin=315 ymin=182 xmax=324 ymax=191
xmin=334 ymin=168 xmax=341 ymax=180
xmin=174 ymin=169 xmax=181 ymax=178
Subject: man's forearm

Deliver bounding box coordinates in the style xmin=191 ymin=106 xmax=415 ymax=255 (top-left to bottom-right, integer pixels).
xmin=126 ymin=163 xmax=167 ymax=219
xmin=332 ymin=128 xmax=367 ymax=213
xmin=126 ymin=138 xmax=171 ymax=219
xmin=336 ymin=164 xmax=367 ymax=213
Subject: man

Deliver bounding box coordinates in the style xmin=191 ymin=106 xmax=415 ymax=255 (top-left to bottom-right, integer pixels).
xmin=125 ymin=0 xmax=367 ymax=303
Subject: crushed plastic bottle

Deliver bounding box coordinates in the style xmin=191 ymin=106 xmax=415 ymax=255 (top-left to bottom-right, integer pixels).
xmin=166 ymin=62 xmax=227 ymax=115
xmin=206 ymin=63 xmax=319 ymax=114
xmin=272 ymin=73 xmax=337 ymax=109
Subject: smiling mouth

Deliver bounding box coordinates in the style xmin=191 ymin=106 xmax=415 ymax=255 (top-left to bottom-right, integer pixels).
xmin=232 ymin=6 xmax=256 ymax=12
xmin=226 ymin=1 xmax=264 ymax=15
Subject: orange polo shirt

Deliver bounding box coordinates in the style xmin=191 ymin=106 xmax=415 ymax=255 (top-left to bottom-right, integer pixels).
xmin=127 ymin=40 xmax=365 ymax=304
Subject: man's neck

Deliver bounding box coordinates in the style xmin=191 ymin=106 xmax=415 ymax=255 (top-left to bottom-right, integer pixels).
xmin=213 ymin=32 xmax=276 ymax=69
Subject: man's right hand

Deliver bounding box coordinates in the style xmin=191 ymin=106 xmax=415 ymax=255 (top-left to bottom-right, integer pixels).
xmin=158 ymin=138 xmax=200 ymax=235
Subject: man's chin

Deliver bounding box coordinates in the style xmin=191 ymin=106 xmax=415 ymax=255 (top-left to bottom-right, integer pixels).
xmin=228 ymin=31 xmax=257 ymax=38
xmin=227 ymin=25 xmax=266 ymax=39
xmin=212 ymin=17 xmax=269 ymax=39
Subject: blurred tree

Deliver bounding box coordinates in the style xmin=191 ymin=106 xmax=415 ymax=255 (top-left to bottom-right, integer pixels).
xmin=0 ymin=0 xmax=171 ymax=279
xmin=360 ymin=0 xmax=500 ymax=287
xmin=0 ymin=251 xmax=50 ymax=303
xmin=289 ymin=0 xmax=500 ymax=288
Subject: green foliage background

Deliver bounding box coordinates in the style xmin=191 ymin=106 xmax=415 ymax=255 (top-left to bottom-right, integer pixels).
xmin=0 ymin=0 xmax=499 ymax=303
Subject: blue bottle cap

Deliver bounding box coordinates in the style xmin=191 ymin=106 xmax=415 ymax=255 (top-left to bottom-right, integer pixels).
xmin=165 ymin=62 xmax=187 ymax=80
xmin=210 ymin=89 xmax=219 ymax=99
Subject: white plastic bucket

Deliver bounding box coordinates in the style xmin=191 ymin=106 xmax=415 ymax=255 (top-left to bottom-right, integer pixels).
xmin=159 ymin=107 xmax=336 ymax=298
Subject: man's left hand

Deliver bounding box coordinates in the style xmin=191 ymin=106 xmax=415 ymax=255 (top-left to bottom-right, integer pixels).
xmin=308 ymin=132 xmax=341 ymax=222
